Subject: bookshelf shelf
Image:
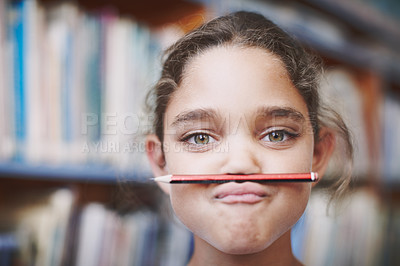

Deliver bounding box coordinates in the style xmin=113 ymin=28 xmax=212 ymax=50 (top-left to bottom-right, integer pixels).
xmin=0 ymin=161 xmax=152 ymax=183
xmin=299 ymin=0 xmax=400 ymax=48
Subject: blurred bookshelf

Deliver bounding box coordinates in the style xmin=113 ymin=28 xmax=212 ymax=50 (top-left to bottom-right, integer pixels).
xmin=1 ymin=0 xmax=400 ymax=265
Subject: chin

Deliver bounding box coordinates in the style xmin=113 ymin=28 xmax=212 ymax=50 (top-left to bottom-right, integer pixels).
xmin=216 ymin=241 xmax=270 ymax=255
xmin=209 ymin=233 xmax=276 ymax=255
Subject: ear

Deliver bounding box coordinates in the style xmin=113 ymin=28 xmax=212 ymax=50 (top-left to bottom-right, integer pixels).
xmin=145 ymin=134 xmax=171 ymax=195
xmin=312 ymin=127 xmax=335 ymax=185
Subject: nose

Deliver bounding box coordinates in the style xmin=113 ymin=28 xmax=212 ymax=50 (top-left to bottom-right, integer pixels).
xmin=220 ymin=136 xmax=262 ymax=175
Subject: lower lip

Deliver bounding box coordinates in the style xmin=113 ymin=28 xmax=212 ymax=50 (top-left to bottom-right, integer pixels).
xmin=216 ymin=194 xmax=265 ymax=204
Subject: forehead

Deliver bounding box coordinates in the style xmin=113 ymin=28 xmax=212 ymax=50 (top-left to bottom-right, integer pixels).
xmin=166 ymin=45 xmax=308 ymax=124
xmin=181 ymin=45 xmax=290 ymax=87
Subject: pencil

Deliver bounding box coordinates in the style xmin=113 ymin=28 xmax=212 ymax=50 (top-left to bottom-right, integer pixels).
xmin=152 ymin=172 xmax=318 ymax=184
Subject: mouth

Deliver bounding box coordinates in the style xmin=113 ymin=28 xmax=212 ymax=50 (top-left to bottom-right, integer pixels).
xmin=213 ymin=182 xmax=269 ymax=204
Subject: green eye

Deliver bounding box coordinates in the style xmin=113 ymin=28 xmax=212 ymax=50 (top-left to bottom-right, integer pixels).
xmin=182 ymin=132 xmax=216 ymax=147
xmin=194 ymin=134 xmax=210 ymax=145
xmin=268 ymin=131 xmax=285 ymax=142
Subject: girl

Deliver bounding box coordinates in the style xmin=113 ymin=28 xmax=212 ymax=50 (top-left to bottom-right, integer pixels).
xmin=145 ymin=11 xmax=353 ymax=266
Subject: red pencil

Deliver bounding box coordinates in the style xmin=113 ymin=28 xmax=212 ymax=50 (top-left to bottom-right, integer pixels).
xmin=153 ymin=172 xmax=318 ymax=184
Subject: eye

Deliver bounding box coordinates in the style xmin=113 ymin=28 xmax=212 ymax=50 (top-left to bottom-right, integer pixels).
xmin=194 ymin=134 xmax=210 ymax=144
xmin=268 ymin=131 xmax=285 ymax=142
xmin=261 ymin=129 xmax=299 ymax=143
xmin=185 ymin=133 xmax=216 ymax=145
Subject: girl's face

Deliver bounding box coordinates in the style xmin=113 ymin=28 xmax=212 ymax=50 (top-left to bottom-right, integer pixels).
xmin=160 ymin=46 xmax=315 ymax=254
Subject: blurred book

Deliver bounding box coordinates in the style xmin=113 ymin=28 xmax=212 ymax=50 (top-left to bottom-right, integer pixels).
xmin=295 ymin=188 xmax=387 ymax=266
xmin=16 ymin=189 xmax=75 ymax=266
xmin=75 ymin=204 xmax=192 ymax=266
xmin=319 ymin=68 xmax=371 ymax=180
xmin=382 ymin=93 xmax=400 ymax=183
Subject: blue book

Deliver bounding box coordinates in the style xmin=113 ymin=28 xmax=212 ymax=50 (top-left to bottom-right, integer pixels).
xmin=84 ymin=16 xmax=102 ymax=142
xmin=10 ymin=0 xmax=28 ymax=161
xmin=62 ymin=29 xmax=73 ymax=143
xmin=55 ymin=6 xmax=74 ymax=144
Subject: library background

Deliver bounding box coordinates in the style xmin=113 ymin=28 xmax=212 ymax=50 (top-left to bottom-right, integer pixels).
xmin=0 ymin=0 xmax=399 ymax=265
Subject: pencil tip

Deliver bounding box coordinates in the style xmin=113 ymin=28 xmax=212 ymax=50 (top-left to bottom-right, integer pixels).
xmin=153 ymin=174 xmax=172 ymax=183
xmin=311 ymin=172 xmax=319 ymax=181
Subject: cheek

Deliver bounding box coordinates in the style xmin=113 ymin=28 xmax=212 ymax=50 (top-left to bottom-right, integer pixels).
xmin=169 ymin=185 xmax=211 ymax=236
xmin=164 ymin=147 xmax=223 ymax=175
xmin=261 ymin=145 xmax=314 ymax=174
xmin=169 ymin=185 xmax=206 ymax=218
xmin=278 ymin=183 xmax=311 ymax=219
xmin=282 ymin=136 xmax=314 ymax=171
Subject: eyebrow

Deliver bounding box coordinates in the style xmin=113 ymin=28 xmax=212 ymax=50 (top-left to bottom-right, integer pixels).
xmin=170 ymin=106 xmax=306 ymax=129
xmin=255 ymin=106 xmax=306 ymax=122
xmin=170 ymin=108 xmax=219 ymax=128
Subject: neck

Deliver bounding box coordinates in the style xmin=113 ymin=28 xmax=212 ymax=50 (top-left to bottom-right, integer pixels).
xmin=187 ymin=230 xmax=302 ymax=266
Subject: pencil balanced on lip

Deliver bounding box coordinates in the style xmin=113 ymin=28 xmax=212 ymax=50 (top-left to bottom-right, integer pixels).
xmin=153 ymin=172 xmax=319 ymax=184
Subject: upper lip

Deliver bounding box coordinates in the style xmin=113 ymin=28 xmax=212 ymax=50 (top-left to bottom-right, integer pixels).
xmin=212 ymin=182 xmax=269 ymax=199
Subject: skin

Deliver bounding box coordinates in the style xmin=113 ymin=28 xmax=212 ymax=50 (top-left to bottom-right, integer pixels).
xmin=146 ymin=46 xmax=334 ymax=266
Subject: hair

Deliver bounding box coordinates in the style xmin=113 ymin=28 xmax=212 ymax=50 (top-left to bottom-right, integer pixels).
xmin=145 ymin=11 xmax=353 ymax=204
